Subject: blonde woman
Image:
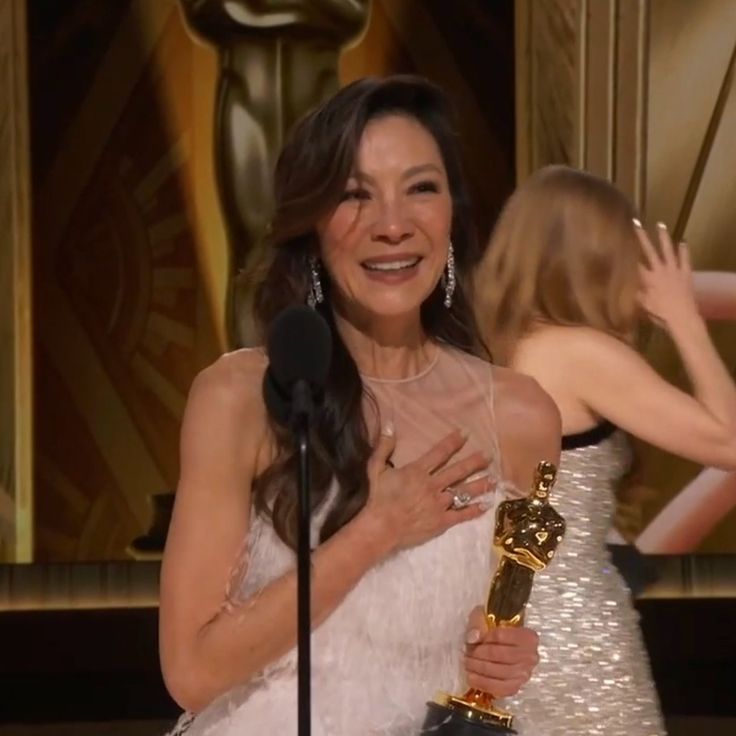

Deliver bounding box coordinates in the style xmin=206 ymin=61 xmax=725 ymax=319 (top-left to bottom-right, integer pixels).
xmin=474 ymin=165 xmax=736 ymax=735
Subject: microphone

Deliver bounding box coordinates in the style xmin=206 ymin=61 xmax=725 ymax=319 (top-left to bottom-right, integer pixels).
xmin=262 ymin=304 xmax=332 ymax=736
xmin=263 ymin=305 xmax=332 ymax=428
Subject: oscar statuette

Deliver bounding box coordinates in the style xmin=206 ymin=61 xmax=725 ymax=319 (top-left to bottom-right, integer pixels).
xmin=422 ymin=461 xmax=566 ymax=734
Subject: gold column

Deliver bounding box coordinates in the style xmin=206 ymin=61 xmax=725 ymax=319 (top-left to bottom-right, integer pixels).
xmin=515 ymin=0 xmax=648 ymax=207
xmin=0 ymin=0 xmax=33 ymax=562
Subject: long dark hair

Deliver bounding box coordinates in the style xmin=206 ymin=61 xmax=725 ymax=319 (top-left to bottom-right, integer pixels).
xmin=252 ymin=75 xmax=484 ymax=550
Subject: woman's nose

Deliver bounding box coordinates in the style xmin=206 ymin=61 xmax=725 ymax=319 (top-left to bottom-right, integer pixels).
xmin=370 ymin=199 xmax=414 ymax=244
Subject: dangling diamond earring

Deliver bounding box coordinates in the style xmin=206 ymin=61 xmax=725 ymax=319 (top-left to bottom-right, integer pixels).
xmin=442 ymin=242 xmax=456 ymax=308
xmin=307 ymin=255 xmax=324 ymax=307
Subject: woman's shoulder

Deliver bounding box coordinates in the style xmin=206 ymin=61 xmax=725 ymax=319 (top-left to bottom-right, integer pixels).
xmin=491 ymin=364 xmax=563 ymax=487
xmin=440 ymin=345 xmax=560 ymax=430
xmin=516 ymin=324 xmax=633 ymax=360
xmin=199 ymin=345 xmax=267 ymax=381
xmin=188 ymin=347 xmax=269 ymax=416
xmin=181 ymin=348 xmax=273 ymax=473
xmin=491 ymin=364 xmax=560 ymax=426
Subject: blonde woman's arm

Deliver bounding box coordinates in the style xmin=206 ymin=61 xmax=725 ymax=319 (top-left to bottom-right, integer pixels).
xmin=565 ymin=223 xmax=736 ymax=468
xmin=572 ymin=223 xmax=736 ymax=468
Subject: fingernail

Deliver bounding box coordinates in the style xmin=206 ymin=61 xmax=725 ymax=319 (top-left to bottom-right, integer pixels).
xmin=382 ymin=421 xmax=395 ymax=437
xmin=465 ymin=470 xmax=490 ymax=484
xmin=466 ymin=629 xmax=482 ymax=645
xmin=657 ymin=221 xmax=667 ymax=230
xmin=632 ymin=218 xmax=642 ymax=228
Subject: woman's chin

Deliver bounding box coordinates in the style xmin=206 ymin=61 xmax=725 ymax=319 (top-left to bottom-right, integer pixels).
xmin=359 ymin=298 xmax=428 ymax=322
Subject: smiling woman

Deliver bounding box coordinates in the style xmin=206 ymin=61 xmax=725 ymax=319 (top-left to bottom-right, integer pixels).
xmin=319 ymin=116 xmax=453 ymax=321
xmin=158 ymin=76 xmax=560 ymax=736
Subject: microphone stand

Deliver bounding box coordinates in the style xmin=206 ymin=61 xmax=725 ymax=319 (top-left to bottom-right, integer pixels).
xmin=291 ymin=379 xmax=314 ymax=736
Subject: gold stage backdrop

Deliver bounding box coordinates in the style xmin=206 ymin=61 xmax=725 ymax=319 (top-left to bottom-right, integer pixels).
xmin=13 ymin=0 xmax=516 ymax=564
xmin=28 ymin=0 xmax=227 ymax=562
xmin=2 ymin=0 xmax=735 ymax=577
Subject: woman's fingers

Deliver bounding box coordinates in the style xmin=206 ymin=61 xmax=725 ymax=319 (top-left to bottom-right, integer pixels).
xmin=367 ymin=422 xmax=397 ymax=478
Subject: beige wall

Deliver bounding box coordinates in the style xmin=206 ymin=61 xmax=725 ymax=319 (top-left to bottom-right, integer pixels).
xmin=640 ymin=0 xmax=736 ymax=552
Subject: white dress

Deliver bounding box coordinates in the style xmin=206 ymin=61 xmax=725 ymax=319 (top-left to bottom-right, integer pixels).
xmin=505 ymin=426 xmax=667 ymax=735
xmin=166 ymin=345 xmax=507 ymax=735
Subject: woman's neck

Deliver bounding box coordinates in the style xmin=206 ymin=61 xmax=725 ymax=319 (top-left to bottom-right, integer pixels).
xmin=333 ymin=309 xmax=435 ymax=380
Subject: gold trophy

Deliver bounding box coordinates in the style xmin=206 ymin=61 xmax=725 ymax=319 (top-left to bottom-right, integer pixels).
xmin=422 ymin=461 xmax=566 ymax=735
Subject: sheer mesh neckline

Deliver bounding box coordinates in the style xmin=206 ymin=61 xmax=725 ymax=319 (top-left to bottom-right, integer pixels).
xmin=359 ymin=343 xmax=441 ymax=384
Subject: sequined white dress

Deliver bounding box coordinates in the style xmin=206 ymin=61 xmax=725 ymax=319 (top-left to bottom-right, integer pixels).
xmin=166 ymin=345 xmax=507 ymax=736
xmin=506 ymin=426 xmax=667 ymax=735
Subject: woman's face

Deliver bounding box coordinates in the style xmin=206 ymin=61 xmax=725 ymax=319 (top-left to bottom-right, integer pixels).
xmin=316 ymin=114 xmax=453 ymax=322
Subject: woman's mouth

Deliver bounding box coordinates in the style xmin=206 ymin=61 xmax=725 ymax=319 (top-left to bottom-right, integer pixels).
xmin=361 ymin=256 xmax=422 ymax=273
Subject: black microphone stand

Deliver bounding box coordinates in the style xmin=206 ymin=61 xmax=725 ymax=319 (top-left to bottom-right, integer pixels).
xmin=291 ymin=379 xmax=314 ymax=736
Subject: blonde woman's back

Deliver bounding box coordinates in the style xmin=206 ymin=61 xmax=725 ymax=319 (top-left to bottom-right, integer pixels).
xmin=510 ymin=323 xmax=606 ymax=434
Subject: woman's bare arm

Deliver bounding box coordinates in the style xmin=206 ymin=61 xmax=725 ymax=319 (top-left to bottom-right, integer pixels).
xmin=159 ymin=352 xmax=396 ymax=712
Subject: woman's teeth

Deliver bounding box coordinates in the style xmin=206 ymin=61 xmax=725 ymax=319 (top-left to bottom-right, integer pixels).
xmin=363 ymin=257 xmax=421 ymax=272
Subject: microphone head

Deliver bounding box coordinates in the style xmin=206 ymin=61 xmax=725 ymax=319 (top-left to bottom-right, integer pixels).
xmin=266 ymin=305 xmax=333 ymax=393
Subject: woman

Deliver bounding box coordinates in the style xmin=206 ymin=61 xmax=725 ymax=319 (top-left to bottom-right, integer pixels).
xmin=474 ymin=164 xmax=736 ymax=735
xmin=159 ymin=76 xmax=560 ymax=736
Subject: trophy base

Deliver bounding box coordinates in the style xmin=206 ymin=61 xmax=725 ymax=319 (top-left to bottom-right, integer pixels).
xmin=421 ymin=700 xmax=516 ymax=735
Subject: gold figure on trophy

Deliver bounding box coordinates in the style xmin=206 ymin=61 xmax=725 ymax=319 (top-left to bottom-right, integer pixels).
xmin=423 ymin=461 xmax=566 ymax=734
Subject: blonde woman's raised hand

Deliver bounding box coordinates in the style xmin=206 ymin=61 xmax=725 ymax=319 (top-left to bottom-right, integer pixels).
xmin=635 ymin=220 xmax=699 ymax=331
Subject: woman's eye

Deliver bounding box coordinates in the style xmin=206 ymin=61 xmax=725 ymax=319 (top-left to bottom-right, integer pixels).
xmin=409 ymin=180 xmax=440 ymax=194
xmin=341 ymin=188 xmax=370 ymax=202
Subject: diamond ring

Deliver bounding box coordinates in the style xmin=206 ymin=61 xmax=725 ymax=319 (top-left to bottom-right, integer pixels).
xmin=450 ymin=491 xmax=472 ymax=510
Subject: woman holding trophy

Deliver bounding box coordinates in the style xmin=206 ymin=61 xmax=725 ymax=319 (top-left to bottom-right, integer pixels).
xmin=159 ymin=76 xmax=560 ymax=735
